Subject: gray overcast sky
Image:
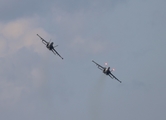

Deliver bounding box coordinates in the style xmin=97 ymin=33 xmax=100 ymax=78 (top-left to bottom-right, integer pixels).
xmin=0 ymin=0 xmax=166 ymax=120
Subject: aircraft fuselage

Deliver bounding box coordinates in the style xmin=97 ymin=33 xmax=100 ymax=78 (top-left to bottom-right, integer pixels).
xmin=46 ymin=42 xmax=54 ymax=50
xmin=103 ymin=67 xmax=111 ymax=75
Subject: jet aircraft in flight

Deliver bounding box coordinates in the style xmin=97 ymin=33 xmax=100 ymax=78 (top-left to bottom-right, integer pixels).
xmin=37 ymin=34 xmax=63 ymax=59
xmin=92 ymin=60 xmax=121 ymax=83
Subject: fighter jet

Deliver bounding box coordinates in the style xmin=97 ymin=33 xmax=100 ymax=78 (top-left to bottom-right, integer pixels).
xmin=37 ymin=34 xmax=63 ymax=59
xmin=92 ymin=60 xmax=121 ymax=83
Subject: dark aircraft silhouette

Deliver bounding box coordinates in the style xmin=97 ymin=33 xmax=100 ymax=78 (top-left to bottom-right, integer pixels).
xmin=37 ymin=34 xmax=63 ymax=59
xmin=92 ymin=60 xmax=121 ymax=83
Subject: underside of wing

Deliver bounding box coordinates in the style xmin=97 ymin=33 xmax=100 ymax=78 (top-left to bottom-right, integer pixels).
xmin=36 ymin=34 xmax=48 ymax=45
xmin=52 ymin=48 xmax=63 ymax=59
xmin=109 ymin=72 xmax=121 ymax=83
xmin=92 ymin=60 xmax=105 ymax=69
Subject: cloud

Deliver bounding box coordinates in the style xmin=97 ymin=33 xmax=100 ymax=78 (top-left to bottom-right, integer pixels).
xmin=0 ymin=80 xmax=28 ymax=107
xmin=0 ymin=17 xmax=51 ymax=108
xmin=0 ymin=17 xmax=50 ymax=57
xmin=0 ymin=37 xmax=6 ymax=55
xmin=69 ymin=36 xmax=107 ymax=55
xmin=0 ymin=0 xmax=54 ymax=21
xmin=31 ymin=68 xmax=47 ymax=88
xmin=52 ymin=0 xmax=126 ymax=13
xmin=49 ymin=7 xmax=115 ymax=56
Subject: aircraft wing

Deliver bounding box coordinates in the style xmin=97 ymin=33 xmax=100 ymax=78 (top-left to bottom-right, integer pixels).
xmin=109 ymin=72 xmax=121 ymax=83
xmin=52 ymin=48 xmax=63 ymax=59
xmin=36 ymin=34 xmax=48 ymax=45
xmin=92 ymin=60 xmax=105 ymax=70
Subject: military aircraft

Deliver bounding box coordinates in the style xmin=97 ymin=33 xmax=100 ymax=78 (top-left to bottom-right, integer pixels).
xmin=37 ymin=34 xmax=63 ymax=59
xmin=92 ymin=60 xmax=121 ymax=83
